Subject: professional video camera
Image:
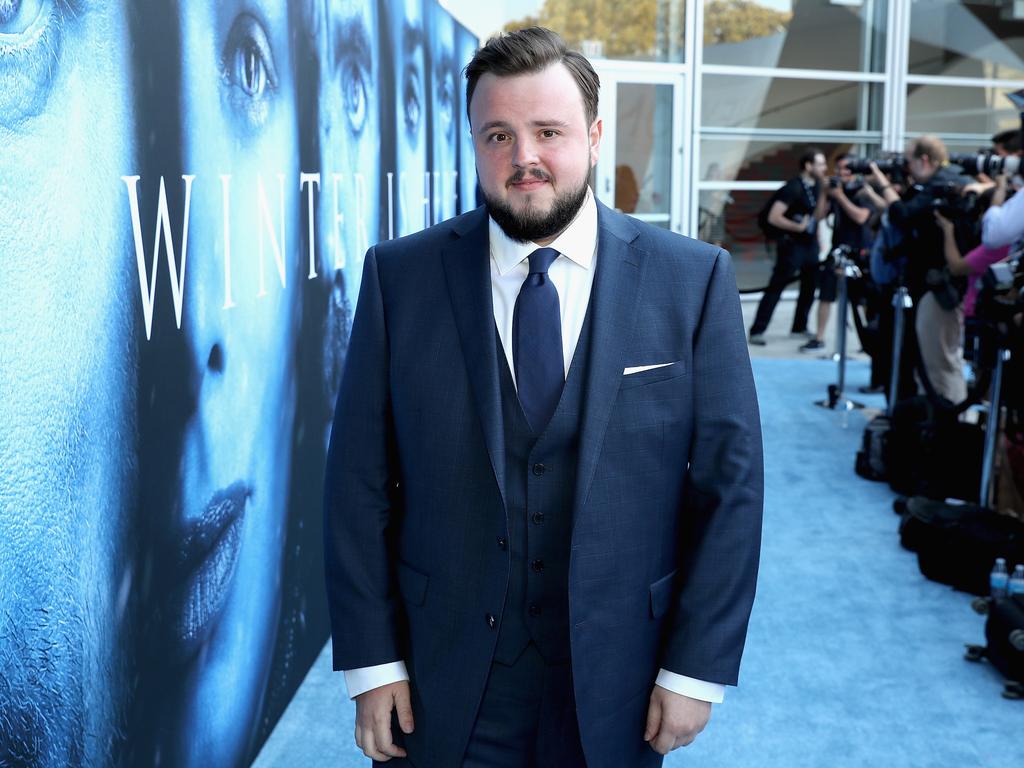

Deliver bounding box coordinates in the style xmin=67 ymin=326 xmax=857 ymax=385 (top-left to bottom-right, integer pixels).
xmin=951 ymin=152 xmax=1022 ymax=178
xmin=845 ymin=155 xmax=908 ymax=180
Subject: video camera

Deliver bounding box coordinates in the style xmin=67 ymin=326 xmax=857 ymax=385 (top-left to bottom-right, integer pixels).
xmin=951 ymin=152 xmax=1021 ymax=178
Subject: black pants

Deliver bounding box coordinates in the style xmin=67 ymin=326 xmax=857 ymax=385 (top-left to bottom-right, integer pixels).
xmin=376 ymin=643 xmax=587 ymax=768
xmin=750 ymin=237 xmax=819 ymax=336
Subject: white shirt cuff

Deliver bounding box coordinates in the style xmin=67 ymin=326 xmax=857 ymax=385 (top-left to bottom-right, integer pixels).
xmin=655 ymin=669 xmax=725 ymax=704
xmin=343 ymin=661 xmax=409 ymax=699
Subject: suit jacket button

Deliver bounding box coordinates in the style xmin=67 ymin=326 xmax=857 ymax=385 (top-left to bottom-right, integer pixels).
xmin=531 ymin=559 xmax=545 ymax=573
xmin=497 ymin=536 xmax=507 ymax=550
xmin=532 ymin=463 xmax=546 ymax=476
xmin=486 ymin=613 xmax=496 ymax=629
xmin=531 ymin=512 xmax=545 ymax=525
xmin=528 ymin=604 xmax=542 ymax=617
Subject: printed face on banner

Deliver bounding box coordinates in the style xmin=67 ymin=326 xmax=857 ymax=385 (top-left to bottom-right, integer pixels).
xmin=140 ymin=1 xmax=302 ymax=766
xmin=456 ymin=24 xmax=479 ymax=213
xmin=0 ymin=2 xmax=137 ymax=765
xmin=320 ymin=0 xmax=380 ymax=300
xmin=386 ymin=0 xmax=428 ymax=236
xmin=429 ymin=1 xmax=458 ymax=223
xmin=0 ymin=0 xmax=476 ymax=764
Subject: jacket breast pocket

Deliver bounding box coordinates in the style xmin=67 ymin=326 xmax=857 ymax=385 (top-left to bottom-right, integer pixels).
xmin=649 ymin=569 xmax=677 ymax=620
xmin=620 ymin=361 xmax=688 ymax=391
xmin=396 ymin=560 xmax=430 ymax=607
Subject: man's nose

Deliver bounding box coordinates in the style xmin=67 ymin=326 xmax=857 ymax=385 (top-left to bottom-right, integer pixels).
xmin=511 ymin=137 xmax=539 ymax=168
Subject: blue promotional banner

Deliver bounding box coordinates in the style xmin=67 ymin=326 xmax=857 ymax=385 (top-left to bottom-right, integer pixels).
xmin=0 ymin=1 xmax=477 ymax=766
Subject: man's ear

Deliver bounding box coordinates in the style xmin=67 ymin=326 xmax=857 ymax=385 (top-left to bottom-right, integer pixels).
xmin=589 ymin=117 xmax=603 ymax=166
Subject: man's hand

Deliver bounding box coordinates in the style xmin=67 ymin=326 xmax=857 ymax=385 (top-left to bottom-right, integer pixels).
xmin=354 ymin=681 xmax=415 ymax=762
xmin=868 ymin=161 xmax=889 ymax=189
xmin=643 ymin=685 xmax=712 ymax=755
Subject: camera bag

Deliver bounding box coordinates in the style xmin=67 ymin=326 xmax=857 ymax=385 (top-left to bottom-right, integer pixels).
xmin=886 ymin=394 xmax=984 ymax=502
xmin=855 ymin=414 xmax=890 ymax=481
xmin=899 ymin=497 xmax=1024 ymax=595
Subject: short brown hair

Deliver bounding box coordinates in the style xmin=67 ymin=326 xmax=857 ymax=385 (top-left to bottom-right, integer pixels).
xmin=463 ymin=27 xmax=600 ymax=128
xmin=907 ymin=135 xmax=948 ymax=165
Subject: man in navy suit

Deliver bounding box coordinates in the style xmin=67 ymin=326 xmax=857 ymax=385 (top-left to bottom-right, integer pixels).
xmin=324 ymin=27 xmax=763 ymax=767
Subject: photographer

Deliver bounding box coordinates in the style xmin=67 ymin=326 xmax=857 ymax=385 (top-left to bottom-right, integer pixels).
xmin=749 ymin=148 xmax=829 ymax=345
xmin=800 ymin=154 xmax=880 ymax=353
xmin=872 ymin=135 xmax=973 ymax=404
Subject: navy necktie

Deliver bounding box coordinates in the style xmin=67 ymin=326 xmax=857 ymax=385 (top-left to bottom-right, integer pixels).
xmin=513 ymin=247 xmax=564 ymax=434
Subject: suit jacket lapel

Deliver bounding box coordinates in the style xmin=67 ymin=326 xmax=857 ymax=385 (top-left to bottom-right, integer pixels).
xmin=573 ymin=203 xmax=644 ymax=527
xmin=442 ymin=208 xmax=508 ymax=510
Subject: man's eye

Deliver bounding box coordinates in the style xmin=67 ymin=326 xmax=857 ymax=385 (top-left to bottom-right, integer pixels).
xmin=491 ymin=133 xmax=509 ymax=143
xmin=541 ymin=130 xmax=557 ymax=138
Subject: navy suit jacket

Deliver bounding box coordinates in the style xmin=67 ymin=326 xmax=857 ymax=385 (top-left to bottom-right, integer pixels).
xmin=324 ymin=201 xmax=763 ymax=768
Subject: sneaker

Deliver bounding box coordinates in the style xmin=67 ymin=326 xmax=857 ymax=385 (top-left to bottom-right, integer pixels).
xmin=799 ymin=339 xmax=825 ymax=352
xmin=748 ymin=333 xmax=767 ymax=346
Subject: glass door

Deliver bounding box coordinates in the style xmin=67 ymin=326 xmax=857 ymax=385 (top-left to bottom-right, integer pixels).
xmin=592 ymin=65 xmax=686 ymax=234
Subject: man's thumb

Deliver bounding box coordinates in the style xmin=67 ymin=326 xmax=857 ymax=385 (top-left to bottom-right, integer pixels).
xmin=394 ymin=686 xmax=415 ymax=734
xmin=643 ymin=693 xmax=661 ymax=742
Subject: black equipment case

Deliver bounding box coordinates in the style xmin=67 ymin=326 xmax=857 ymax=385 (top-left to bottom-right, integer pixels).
xmin=898 ymin=497 xmax=1024 ymax=596
xmin=965 ymin=595 xmax=1024 ymax=699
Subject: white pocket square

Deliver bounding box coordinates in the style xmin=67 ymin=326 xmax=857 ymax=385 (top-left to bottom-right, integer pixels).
xmin=623 ymin=362 xmax=676 ymax=375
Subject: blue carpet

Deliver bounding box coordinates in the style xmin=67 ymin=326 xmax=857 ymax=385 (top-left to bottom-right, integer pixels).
xmin=254 ymin=359 xmax=1024 ymax=768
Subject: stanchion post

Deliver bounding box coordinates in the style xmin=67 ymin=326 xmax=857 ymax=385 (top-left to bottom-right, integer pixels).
xmin=979 ymin=348 xmax=1010 ymax=509
xmin=817 ymin=247 xmax=864 ymax=411
xmin=887 ymin=286 xmax=911 ymax=419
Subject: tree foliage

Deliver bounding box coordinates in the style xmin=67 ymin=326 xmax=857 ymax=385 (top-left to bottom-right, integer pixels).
xmin=704 ymin=0 xmax=791 ymax=45
xmin=503 ymin=0 xmax=791 ymax=55
xmin=504 ymin=0 xmax=661 ymax=59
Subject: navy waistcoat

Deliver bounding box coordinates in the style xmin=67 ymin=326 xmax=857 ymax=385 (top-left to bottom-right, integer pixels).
xmin=493 ymin=310 xmax=593 ymax=666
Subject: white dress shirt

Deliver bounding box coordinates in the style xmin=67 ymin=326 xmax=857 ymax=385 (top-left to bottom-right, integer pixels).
xmin=344 ymin=190 xmax=725 ymax=705
xmin=982 ymin=186 xmax=1024 ymax=248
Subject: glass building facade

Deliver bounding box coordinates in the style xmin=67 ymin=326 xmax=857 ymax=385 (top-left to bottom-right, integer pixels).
xmin=448 ymin=0 xmax=1024 ymax=290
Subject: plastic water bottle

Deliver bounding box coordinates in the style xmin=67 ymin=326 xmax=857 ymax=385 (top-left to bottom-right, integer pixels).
xmin=990 ymin=558 xmax=1009 ymax=598
xmin=1009 ymin=565 xmax=1024 ymax=597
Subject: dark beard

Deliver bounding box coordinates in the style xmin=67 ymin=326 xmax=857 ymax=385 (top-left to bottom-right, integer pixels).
xmin=483 ymin=169 xmax=590 ymax=243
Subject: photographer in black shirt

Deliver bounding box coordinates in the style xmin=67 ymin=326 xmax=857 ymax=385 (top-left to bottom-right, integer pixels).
xmin=749 ymin=148 xmax=829 ymax=345
xmin=800 ymin=154 xmax=880 ymax=352
xmin=871 ymin=135 xmax=974 ymax=403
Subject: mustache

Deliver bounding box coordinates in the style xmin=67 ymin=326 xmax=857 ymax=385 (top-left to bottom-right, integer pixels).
xmin=506 ymin=168 xmax=552 ymax=186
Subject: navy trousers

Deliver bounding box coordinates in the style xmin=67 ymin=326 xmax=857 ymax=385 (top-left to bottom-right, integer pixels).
xmin=374 ymin=643 xmax=587 ymax=768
